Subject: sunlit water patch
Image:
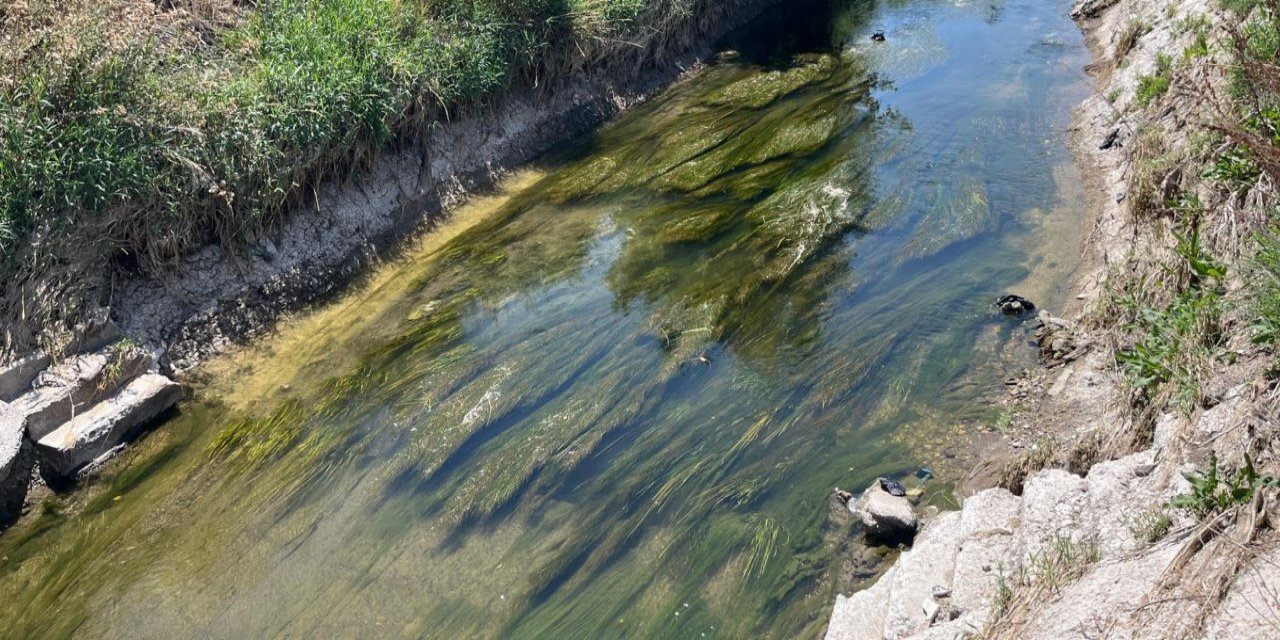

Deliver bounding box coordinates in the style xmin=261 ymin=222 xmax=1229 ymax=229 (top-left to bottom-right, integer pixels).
xmin=0 ymin=0 xmax=1090 ymax=637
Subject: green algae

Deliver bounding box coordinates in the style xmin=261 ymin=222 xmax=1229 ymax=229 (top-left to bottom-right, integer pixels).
xmin=698 ymin=54 xmax=840 ymax=109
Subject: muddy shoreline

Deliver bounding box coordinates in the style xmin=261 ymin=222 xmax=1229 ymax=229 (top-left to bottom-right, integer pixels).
xmin=107 ymin=0 xmax=782 ymax=375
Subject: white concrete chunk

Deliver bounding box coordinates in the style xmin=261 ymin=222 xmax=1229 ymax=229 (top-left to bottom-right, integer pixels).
xmin=951 ymin=488 xmax=1022 ymax=615
xmin=0 ymin=353 xmax=50 ymax=402
xmin=35 ymin=373 xmax=180 ymax=479
xmin=0 ymin=401 xmax=34 ymax=525
xmin=883 ymin=511 xmax=963 ymax=639
xmin=825 ymin=564 xmax=898 ymax=640
xmin=14 ymin=349 xmax=152 ymax=441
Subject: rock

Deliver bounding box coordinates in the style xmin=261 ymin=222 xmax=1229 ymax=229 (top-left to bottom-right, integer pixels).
xmin=35 ymin=373 xmax=180 ymax=481
xmin=64 ymin=314 xmax=122 ymax=356
xmin=0 ymin=353 xmax=50 ymax=402
xmin=1071 ymin=0 xmax=1120 ymax=19
xmin=931 ymin=585 xmax=951 ymax=599
xmin=922 ymin=597 xmax=940 ymax=624
xmin=994 ymin=294 xmax=1036 ymax=316
xmin=0 ymin=401 xmax=35 ymax=528
xmin=826 ymin=564 xmax=897 ymax=640
xmin=14 ymin=348 xmax=153 ymax=441
xmin=1099 ymin=128 xmax=1120 ymax=150
xmin=1034 ymin=311 xmax=1082 ymax=365
xmin=859 ymin=481 xmax=919 ymax=543
xmin=883 ymin=512 xmax=962 ymax=636
xmin=951 ymin=489 xmax=1021 ymax=614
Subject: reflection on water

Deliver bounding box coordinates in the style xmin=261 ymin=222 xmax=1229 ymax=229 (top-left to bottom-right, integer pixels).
xmin=0 ymin=0 xmax=1089 ymax=638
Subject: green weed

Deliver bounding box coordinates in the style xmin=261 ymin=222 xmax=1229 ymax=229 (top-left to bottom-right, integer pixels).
xmin=1128 ymin=505 xmax=1173 ymax=543
xmin=1135 ymin=54 xmax=1173 ymax=108
xmin=1170 ymin=452 xmax=1279 ymax=517
xmin=1115 ymin=212 xmax=1227 ymax=411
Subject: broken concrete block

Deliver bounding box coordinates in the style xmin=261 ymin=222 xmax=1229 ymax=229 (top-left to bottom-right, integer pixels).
xmin=0 ymin=353 xmax=51 ymax=402
xmin=14 ymin=348 xmax=153 ymax=441
xmin=0 ymin=401 xmax=35 ymax=528
xmin=35 ymin=374 xmax=180 ymax=480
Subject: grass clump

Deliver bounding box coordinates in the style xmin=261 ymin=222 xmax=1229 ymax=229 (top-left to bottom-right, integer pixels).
xmin=1248 ymin=225 xmax=1280 ymax=343
xmin=1115 ymin=19 xmax=1150 ymax=62
xmin=981 ymin=535 xmax=1102 ymax=637
xmin=1128 ymin=505 xmax=1173 ymax=543
xmin=995 ymin=437 xmax=1056 ymax=495
xmin=1135 ymin=53 xmax=1173 ymax=108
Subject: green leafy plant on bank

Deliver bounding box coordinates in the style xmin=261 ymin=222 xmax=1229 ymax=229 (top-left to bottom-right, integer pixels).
xmin=1115 ymin=208 xmax=1227 ymax=410
xmin=1136 ymin=53 xmax=1174 ymax=107
xmin=1170 ymin=452 xmax=1279 ymax=517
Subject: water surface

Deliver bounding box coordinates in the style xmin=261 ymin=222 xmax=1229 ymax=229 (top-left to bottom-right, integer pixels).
xmin=0 ymin=0 xmax=1090 ymax=637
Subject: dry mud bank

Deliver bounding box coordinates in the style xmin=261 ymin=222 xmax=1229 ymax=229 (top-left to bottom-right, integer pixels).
xmin=825 ymin=0 xmax=1280 ymax=637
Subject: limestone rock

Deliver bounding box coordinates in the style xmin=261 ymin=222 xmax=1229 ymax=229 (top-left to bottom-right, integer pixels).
xmin=826 ymin=564 xmax=897 ymax=640
xmin=1018 ymin=469 xmax=1088 ymax=562
xmin=35 ymin=373 xmax=180 ymax=480
xmin=951 ymin=488 xmax=1021 ymax=614
xmin=883 ymin=512 xmax=961 ymax=638
xmin=1206 ymin=545 xmax=1280 ymax=639
xmin=858 ymin=482 xmax=919 ymax=543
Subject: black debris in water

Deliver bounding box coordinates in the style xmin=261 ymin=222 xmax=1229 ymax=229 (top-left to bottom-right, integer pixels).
xmin=878 ymin=477 xmax=907 ymax=496
xmin=995 ymin=294 xmax=1036 ymax=316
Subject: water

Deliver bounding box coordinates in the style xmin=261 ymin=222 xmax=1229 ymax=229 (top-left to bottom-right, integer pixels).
xmin=0 ymin=0 xmax=1090 ymax=637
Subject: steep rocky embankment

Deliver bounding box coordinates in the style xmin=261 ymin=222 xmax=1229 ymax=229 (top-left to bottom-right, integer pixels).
xmin=826 ymin=0 xmax=1280 ymax=637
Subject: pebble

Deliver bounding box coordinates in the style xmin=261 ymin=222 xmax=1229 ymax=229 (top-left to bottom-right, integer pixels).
xmin=931 ymin=585 xmax=951 ymax=599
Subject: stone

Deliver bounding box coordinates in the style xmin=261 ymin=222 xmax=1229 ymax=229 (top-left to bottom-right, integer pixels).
xmin=0 ymin=353 xmax=50 ymax=402
xmin=1019 ymin=469 xmax=1089 ymax=562
xmin=825 ymin=564 xmax=897 ymax=640
xmin=858 ymin=482 xmax=919 ymax=543
xmin=882 ymin=512 xmax=962 ymax=637
xmin=952 ymin=488 xmax=1022 ymax=614
xmin=13 ymin=349 xmax=153 ymax=441
xmin=35 ymin=373 xmax=180 ymax=480
xmin=931 ymin=585 xmax=951 ymax=599
xmin=1206 ymin=545 xmax=1280 ymax=639
xmin=64 ymin=314 xmax=122 ymax=356
xmin=0 ymin=401 xmax=35 ymax=528
xmin=922 ymin=597 xmax=940 ymax=624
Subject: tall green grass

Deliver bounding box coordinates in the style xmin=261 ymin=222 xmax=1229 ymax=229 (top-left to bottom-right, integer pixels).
xmin=0 ymin=0 xmax=723 ymax=355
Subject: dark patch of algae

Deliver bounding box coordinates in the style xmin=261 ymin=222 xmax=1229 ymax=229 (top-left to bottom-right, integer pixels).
xmin=0 ymin=0 xmax=1092 ymax=637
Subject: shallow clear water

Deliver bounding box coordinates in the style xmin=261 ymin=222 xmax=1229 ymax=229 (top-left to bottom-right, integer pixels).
xmin=0 ymin=0 xmax=1090 ymax=637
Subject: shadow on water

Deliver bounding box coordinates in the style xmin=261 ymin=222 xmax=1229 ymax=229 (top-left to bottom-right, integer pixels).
xmin=0 ymin=0 xmax=1092 ymax=638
